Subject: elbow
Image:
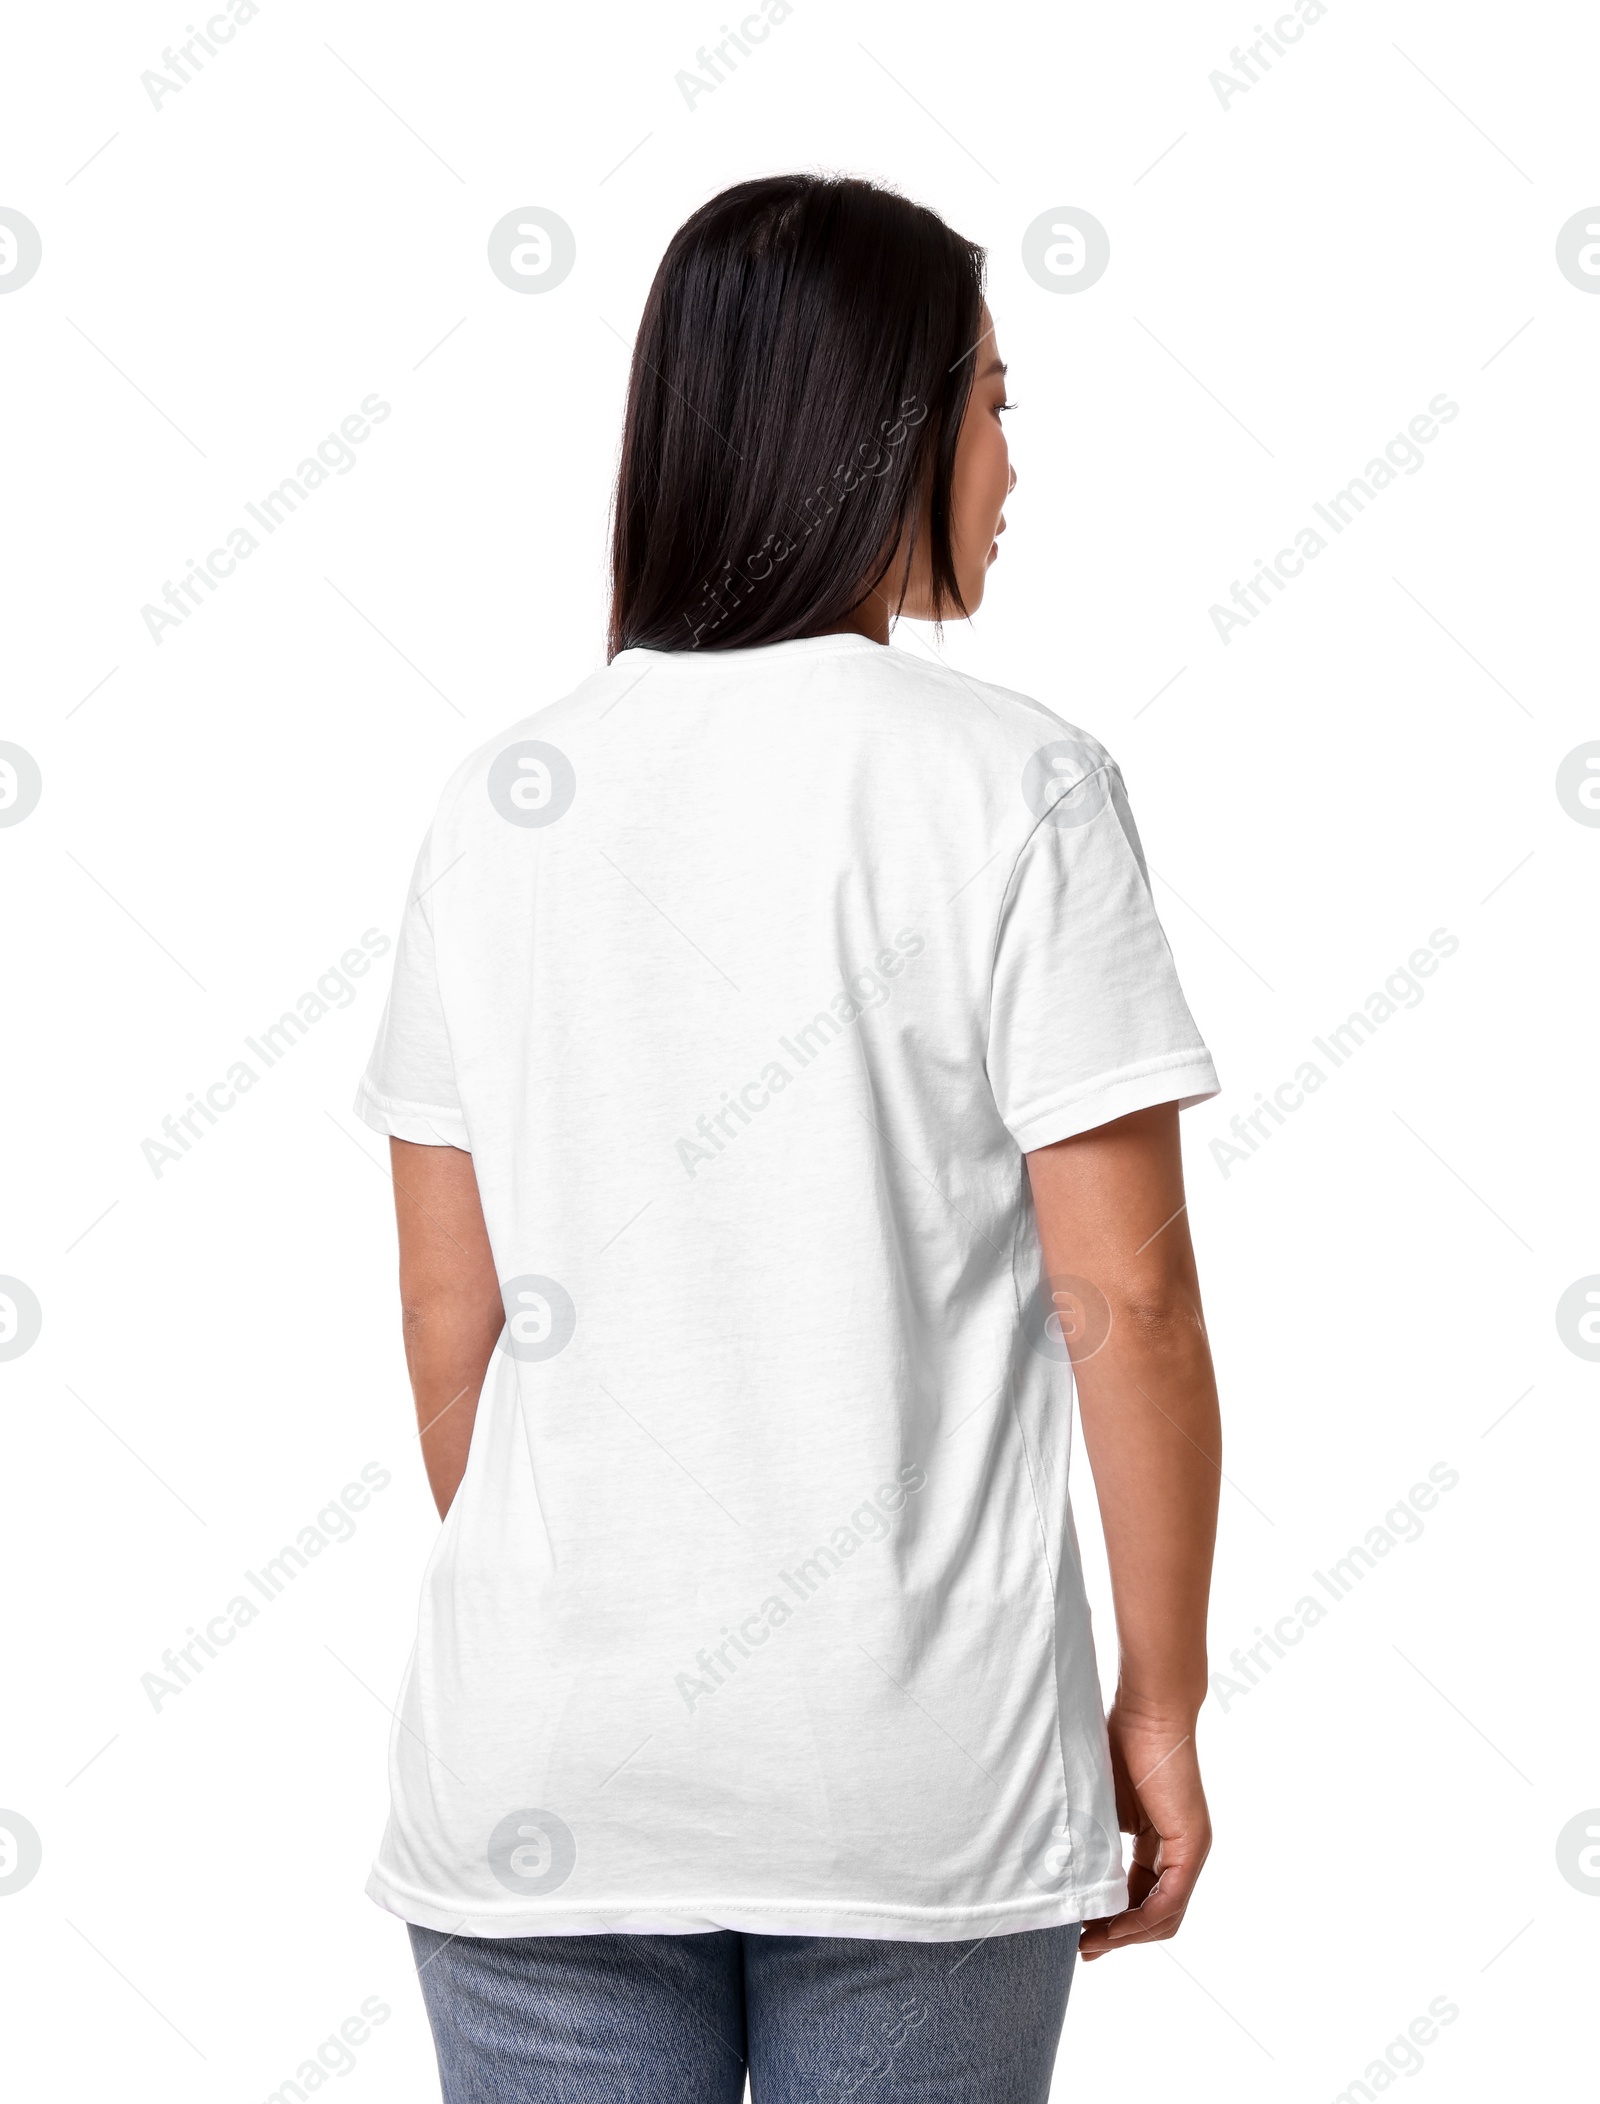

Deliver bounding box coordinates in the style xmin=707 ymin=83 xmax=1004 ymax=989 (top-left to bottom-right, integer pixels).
xmin=1112 ymin=1287 xmax=1208 ymax=1352
xmin=399 ymin=1286 xmax=504 ymax=1345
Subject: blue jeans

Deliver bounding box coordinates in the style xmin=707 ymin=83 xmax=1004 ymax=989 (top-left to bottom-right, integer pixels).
xmin=408 ymin=1922 xmax=1081 ymax=2102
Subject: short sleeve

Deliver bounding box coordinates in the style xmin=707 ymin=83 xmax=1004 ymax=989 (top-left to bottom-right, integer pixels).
xmin=987 ymin=762 xmax=1220 ymax=1153
xmin=353 ymin=831 xmax=471 ymax=1150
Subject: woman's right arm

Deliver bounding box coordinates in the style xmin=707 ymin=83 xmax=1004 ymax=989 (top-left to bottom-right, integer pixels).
xmin=390 ymin=1138 xmax=504 ymax=1519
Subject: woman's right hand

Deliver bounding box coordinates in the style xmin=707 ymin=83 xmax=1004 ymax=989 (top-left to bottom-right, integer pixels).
xmin=1078 ymin=1699 xmax=1212 ymax=1962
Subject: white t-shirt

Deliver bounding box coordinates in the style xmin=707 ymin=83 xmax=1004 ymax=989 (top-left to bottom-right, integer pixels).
xmin=355 ymin=630 xmax=1218 ymax=1942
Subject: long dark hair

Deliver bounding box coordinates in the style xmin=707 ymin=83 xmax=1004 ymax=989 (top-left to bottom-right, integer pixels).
xmin=607 ymin=174 xmax=987 ymax=658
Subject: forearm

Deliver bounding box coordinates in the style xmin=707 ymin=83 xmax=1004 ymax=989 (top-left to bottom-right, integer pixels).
xmin=389 ymin=1138 xmax=504 ymax=1520
xmin=1025 ymin=1105 xmax=1219 ymax=1954
xmin=1025 ymin=1104 xmax=1220 ymax=1723
xmin=400 ymin=1296 xmax=502 ymax=1518
xmin=1072 ymin=1301 xmax=1220 ymax=1721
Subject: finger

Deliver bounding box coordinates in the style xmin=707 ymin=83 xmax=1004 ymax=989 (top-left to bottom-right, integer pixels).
xmin=1081 ymin=1912 xmax=1187 ymax=1961
xmin=1078 ymin=1858 xmax=1203 ymax=1959
xmin=1107 ymin=1751 xmax=1139 ymax=1837
xmin=1128 ymin=1821 xmax=1162 ymax=1876
xmin=1124 ymin=1856 xmax=1160 ymax=1909
xmin=1080 ymin=1900 xmax=1187 ymax=1961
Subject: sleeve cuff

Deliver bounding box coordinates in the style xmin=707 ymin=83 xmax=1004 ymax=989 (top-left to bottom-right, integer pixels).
xmin=352 ymin=1077 xmax=472 ymax=1151
xmin=1006 ymin=1050 xmax=1220 ymax=1155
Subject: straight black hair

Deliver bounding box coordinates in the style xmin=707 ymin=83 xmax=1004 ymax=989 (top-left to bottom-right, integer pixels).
xmin=607 ymin=174 xmax=987 ymax=658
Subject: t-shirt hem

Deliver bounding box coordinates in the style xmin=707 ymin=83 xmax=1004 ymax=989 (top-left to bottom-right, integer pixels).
xmin=352 ymin=1078 xmax=471 ymax=1150
xmin=1008 ymin=1051 xmax=1220 ymax=1155
xmin=366 ymin=1866 xmax=1129 ymax=1943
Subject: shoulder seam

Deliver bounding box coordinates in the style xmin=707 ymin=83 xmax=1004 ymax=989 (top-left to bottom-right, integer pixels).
xmin=981 ymin=764 xmax=1120 ymax=1052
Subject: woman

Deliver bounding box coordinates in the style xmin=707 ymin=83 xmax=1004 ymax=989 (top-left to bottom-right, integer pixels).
xmin=356 ymin=173 xmax=1223 ymax=2103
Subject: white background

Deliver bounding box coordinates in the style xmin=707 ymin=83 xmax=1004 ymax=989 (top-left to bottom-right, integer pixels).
xmin=2 ymin=0 xmax=1595 ymax=2096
